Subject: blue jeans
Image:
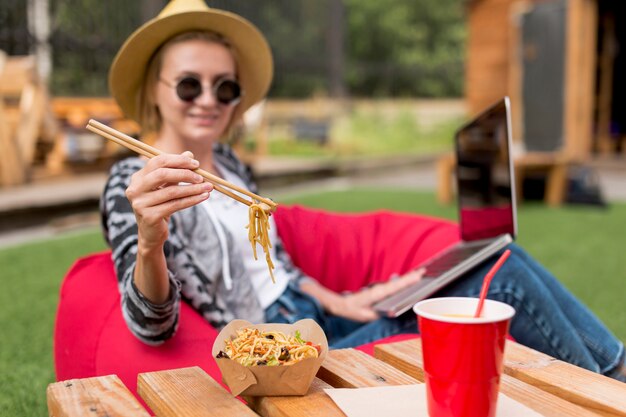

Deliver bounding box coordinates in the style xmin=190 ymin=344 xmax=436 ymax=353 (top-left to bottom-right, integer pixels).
xmin=265 ymin=243 xmax=626 ymax=381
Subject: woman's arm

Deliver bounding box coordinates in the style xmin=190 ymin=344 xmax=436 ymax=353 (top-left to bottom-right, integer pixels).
xmin=124 ymin=151 xmax=212 ymax=303
xmin=101 ymin=153 xmax=213 ymax=344
xmin=299 ymin=269 xmax=425 ymax=322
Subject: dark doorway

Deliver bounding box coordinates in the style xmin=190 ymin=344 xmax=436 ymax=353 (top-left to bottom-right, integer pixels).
xmin=521 ymin=0 xmax=567 ymax=153
xmin=595 ymin=0 xmax=626 ymax=154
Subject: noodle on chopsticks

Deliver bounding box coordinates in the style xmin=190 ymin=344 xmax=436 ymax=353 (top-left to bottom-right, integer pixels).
xmin=85 ymin=119 xmax=279 ymax=284
xmin=247 ymin=202 xmax=275 ymax=283
xmin=216 ymin=327 xmax=321 ymax=366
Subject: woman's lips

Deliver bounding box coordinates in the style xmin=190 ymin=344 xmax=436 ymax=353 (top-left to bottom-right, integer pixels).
xmin=188 ymin=113 xmax=219 ymax=126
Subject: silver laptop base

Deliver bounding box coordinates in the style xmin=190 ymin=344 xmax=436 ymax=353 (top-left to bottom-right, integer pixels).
xmin=372 ymin=234 xmax=513 ymax=318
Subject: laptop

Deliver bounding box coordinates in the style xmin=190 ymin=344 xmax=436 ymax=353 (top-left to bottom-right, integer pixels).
xmin=373 ymin=97 xmax=518 ymax=317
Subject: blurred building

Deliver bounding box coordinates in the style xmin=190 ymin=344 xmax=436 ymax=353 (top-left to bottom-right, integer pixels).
xmin=466 ymin=0 xmax=626 ymax=159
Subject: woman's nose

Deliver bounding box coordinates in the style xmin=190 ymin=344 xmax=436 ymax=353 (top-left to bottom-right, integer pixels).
xmin=194 ymin=84 xmax=218 ymax=107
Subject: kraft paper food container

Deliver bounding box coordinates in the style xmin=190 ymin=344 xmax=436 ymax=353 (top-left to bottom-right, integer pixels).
xmin=212 ymin=318 xmax=328 ymax=397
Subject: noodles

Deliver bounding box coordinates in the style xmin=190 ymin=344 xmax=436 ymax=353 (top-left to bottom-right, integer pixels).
xmin=247 ymin=202 xmax=275 ymax=283
xmin=216 ymin=327 xmax=321 ymax=366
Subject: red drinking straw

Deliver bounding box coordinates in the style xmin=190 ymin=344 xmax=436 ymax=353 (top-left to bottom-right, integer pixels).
xmin=474 ymin=249 xmax=512 ymax=318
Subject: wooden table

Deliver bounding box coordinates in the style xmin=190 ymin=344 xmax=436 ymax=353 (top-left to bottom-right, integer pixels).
xmin=47 ymin=339 xmax=626 ymax=417
xmin=436 ymin=152 xmax=571 ymax=207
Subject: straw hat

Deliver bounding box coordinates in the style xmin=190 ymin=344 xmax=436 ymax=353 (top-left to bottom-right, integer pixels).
xmin=109 ymin=0 xmax=273 ymax=126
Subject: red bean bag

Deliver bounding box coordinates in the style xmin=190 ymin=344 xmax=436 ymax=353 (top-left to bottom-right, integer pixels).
xmin=53 ymin=205 xmax=460 ymax=396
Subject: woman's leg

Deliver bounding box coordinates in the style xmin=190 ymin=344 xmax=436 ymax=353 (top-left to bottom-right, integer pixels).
xmin=438 ymin=244 xmax=625 ymax=380
xmin=265 ymin=281 xmax=413 ymax=348
xmin=505 ymin=244 xmax=625 ymax=378
xmin=328 ymin=313 xmax=418 ymax=349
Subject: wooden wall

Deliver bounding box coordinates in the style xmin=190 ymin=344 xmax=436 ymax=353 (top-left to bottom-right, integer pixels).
xmin=563 ymin=0 xmax=597 ymax=159
xmin=465 ymin=0 xmax=518 ymax=117
xmin=465 ymin=0 xmax=598 ymax=159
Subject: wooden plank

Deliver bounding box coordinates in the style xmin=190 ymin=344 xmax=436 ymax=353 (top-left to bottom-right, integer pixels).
xmin=0 ymin=55 xmax=36 ymax=97
xmin=0 ymin=92 xmax=27 ymax=186
xmin=51 ymin=97 xmax=124 ymax=120
xmin=505 ymin=341 xmax=626 ymax=417
xmin=137 ymin=366 xmax=257 ymax=417
xmin=0 ymin=54 xmax=65 ymax=182
xmin=507 ymin=1 xmax=532 ymax=145
xmin=16 ymin=82 xmax=44 ymax=164
xmin=436 ymin=153 xmax=455 ymax=204
xmin=246 ymin=378 xmax=345 ymax=417
xmin=580 ymin=0 xmax=598 ymax=158
xmin=466 ymin=0 xmax=515 ymax=115
xmin=247 ymin=348 xmax=422 ymax=417
xmin=514 ymin=153 xmax=571 ymax=206
xmin=318 ymin=348 xmax=420 ymax=388
xmin=46 ymin=375 xmax=150 ymax=417
xmin=563 ymin=0 xmax=597 ymax=160
xmin=375 ymin=339 xmax=606 ymax=417
xmin=374 ymin=339 xmax=426 ymax=382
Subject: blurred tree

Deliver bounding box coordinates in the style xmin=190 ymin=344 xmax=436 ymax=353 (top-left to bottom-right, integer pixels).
xmin=1 ymin=0 xmax=466 ymax=98
xmin=255 ymin=0 xmax=330 ymax=97
xmin=344 ymin=0 xmax=466 ymax=97
xmin=0 ymin=1 xmax=31 ymax=55
xmin=49 ymin=0 xmax=141 ymax=95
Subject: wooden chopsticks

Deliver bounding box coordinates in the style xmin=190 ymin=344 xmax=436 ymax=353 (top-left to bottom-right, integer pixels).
xmin=86 ymin=119 xmax=277 ymax=211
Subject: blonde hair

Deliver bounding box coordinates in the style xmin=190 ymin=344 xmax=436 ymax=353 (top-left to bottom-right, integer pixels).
xmin=137 ymin=31 xmax=238 ymax=141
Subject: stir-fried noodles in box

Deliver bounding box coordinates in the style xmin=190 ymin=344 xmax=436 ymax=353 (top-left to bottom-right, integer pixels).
xmin=212 ymin=319 xmax=328 ymax=396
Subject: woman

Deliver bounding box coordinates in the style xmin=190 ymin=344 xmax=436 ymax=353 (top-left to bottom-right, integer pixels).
xmin=101 ymin=0 xmax=625 ymax=381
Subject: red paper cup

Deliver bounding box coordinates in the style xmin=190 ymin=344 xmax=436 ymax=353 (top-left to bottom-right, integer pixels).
xmin=414 ymin=297 xmax=515 ymax=417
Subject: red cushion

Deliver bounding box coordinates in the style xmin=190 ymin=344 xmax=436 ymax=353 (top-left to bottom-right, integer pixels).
xmin=54 ymin=251 xmax=222 ymax=407
xmin=54 ymin=205 xmax=460 ymax=397
xmin=354 ymin=334 xmax=420 ymax=356
xmin=274 ymin=205 xmax=460 ymax=292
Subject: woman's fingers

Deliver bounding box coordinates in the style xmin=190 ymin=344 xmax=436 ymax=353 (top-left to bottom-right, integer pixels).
xmin=144 ymin=167 xmax=205 ymax=189
xmin=354 ymin=307 xmax=379 ymax=322
xmin=126 ymin=152 xmax=204 ymax=199
xmin=145 ymin=152 xmax=199 ymax=171
xmin=140 ymin=192 xmax=211 ymax=224
xmin=365 ymin=268 xmax=426 ymax=304
xmin=136 ymin=181 xmax=213 ymax=209
xmin=125 ymin=151 xmax=216 ymax=227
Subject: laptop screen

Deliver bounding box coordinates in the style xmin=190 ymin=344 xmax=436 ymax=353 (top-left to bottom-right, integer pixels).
xmin=455 ymin=97 xmax=517 ymax=241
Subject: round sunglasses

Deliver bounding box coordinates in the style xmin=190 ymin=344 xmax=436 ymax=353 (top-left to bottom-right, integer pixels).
xmin=160 ymin=76 xmax=242 ymax=106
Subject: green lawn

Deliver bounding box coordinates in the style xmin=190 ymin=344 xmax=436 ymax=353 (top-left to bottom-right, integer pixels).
xmin=1 ymin=190 xmax=624 ymax=416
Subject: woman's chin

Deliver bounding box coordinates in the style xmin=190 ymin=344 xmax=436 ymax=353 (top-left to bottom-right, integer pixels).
xmin=184 ymin=125 xmax=225 ymax=143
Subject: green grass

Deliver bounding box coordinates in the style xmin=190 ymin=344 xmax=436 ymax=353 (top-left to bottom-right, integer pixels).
xmin=1 ymin=190 xmax=625 ymax=415
xmin=0 ymin=229 xmax=107 ymax=416
xmin=331 ymin=108 xmax=459 ymax=156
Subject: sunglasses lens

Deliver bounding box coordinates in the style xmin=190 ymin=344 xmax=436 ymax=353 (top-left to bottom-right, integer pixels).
xmin=176 ymin=77 xmax=202 ymax=102
xmin=215 ymin=79 xmax=241 ymax=105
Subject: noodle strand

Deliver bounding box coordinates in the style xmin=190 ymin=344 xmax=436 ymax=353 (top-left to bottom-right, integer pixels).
xmin=247 ymin=202 xmax=276 ymax=283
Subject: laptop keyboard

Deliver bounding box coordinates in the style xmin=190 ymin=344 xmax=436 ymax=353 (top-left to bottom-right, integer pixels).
xmin=422 ymin=240 xmax=494 ymax=278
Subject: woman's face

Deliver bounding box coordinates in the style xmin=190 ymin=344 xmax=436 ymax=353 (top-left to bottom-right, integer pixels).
xmin=155 ymin=39 xmax=237 ymax=146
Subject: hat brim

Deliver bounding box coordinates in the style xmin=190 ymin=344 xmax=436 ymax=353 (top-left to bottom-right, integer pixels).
xmin=109 ymin=9 xmax=273 ymax=126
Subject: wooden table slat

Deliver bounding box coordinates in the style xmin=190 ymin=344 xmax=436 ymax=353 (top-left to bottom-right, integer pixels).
xmin=138 ymin=366 xmax=258 ymax=417
xmin=47 ymin=374 xmax=150 ymax=417
xmin=374 ymin=339 xmax=612 ymax=417
xmin=318 ymin=348 xmax=420 ymax=388
xmin=245 ymin=348 xmax=423 ymax=417
xmin=505 ymin=341 xmax=626 ymax=417
xmin=246 ymin=378 xmax=345 ymax=417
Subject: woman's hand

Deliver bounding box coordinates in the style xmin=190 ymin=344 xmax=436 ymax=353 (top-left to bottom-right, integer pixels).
xmin=300 ymin=269 xmax=425 ymax=323
xmin=125 ymin=151 xmax=213 ymax=251
xmin=126 ymin=151 xmax=214 ymax=304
